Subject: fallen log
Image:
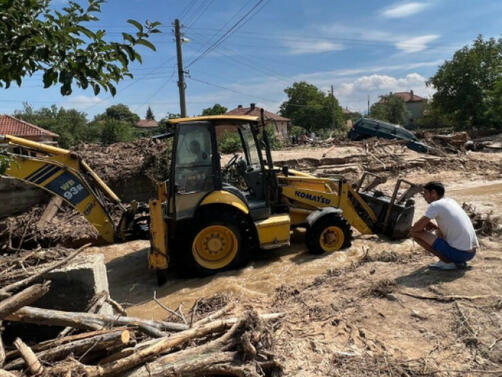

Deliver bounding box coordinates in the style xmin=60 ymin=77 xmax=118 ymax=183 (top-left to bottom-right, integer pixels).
xmin=0 ymin=322 xmax=4 ymax=368
xmin=5 ymin=329 xmax=132 ymax=370
xmin=0 ymin=282 xmax=51 ymax=319
xmin=5 ymin=328 xmax=130 ymax=361
xmin=83 ymin=317 xmax=235 ymax=377
xmin=0 ymin=370 xmax=16 ymax=377
xmin=6 ymin=306 xmax=187 ymax=338
xmin=58 ymin=290 xmax=110 ymax=338
xmin=125 ymin=351 xmax=242 ymax=377
xmin=13 ymin=338 xmax=44 ymax=376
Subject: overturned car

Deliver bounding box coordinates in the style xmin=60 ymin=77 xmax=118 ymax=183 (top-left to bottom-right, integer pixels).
xmin=348 ymin=118 xmax=431 ymax=153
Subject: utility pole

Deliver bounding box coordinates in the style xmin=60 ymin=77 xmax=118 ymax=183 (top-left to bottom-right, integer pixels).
xmin=367 ymin=95 xmax=370 ymax=116
xmin=331 ymin=85 xmax=336 ymax=129
xmin=174 ymin=19 xmax=187 ymax=117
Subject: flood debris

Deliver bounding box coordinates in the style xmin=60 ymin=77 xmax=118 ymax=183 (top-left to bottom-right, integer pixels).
xmin=73 ymin=137 xmax=171 ymax=185
xmin=462 ymin=202 xmax=502 ymax=236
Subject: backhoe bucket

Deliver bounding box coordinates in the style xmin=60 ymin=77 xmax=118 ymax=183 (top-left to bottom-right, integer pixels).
xmin=386 ymin=203 xmax=415 ymax=239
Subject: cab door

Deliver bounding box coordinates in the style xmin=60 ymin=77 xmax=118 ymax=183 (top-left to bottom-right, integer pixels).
xmin=172 ymin=121 xmax=217 ymax=220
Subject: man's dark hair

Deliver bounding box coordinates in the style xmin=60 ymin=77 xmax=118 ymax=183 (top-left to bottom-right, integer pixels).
xmin=424 ymin=181 xmax=445 ymax=198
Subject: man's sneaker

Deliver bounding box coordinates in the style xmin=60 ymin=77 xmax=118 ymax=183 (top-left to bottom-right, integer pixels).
xmin=455 ymin=262 xmax=468 ymax=270
xmin=428 ymin=260 xmax=457 ymax=270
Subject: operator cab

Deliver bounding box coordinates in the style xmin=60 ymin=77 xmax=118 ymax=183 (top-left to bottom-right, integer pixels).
xmin=168 ymin=115 xmax=275 ymax=222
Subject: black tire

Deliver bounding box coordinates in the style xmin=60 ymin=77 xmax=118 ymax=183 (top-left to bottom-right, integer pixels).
xmin=305 ymin=214 xmax=352 ymax=255
xmin=156 ymin=268 xmax=168 ymax=286
xmin=181 ymin=209 xmax=251 ymax=276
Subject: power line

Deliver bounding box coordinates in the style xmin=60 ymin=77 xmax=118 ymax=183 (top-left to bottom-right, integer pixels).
xmin=186 ymin=32 xmax=291 ymax=84
xmin=186 ymin=0 xmax=216 ymax=28
xmin=188 ymin=76 xmax=277 ymax=103
xmin=179 ymin=0 xmax=199 ymax=20
xmin=186 ymin=0 xmax=267 ymax=68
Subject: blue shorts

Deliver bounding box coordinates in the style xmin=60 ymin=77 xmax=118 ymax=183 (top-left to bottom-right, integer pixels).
xmin=432 ymin=238 xmax=476 ymax=263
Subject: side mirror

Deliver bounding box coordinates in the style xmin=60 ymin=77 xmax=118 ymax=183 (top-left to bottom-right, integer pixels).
xmin=282 ymin=165 xmax=289 ymax=176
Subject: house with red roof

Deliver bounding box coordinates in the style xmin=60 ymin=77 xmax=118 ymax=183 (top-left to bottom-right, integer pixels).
xmin=226 ymin=103 xmax=290 ymax=140
xmin=135 ymin=119 xmax=159 ymax=129
xmin=0 ymin=114 xmax=59 ymax=144
xmin=380 ymin=90 xmax=426 ymax=129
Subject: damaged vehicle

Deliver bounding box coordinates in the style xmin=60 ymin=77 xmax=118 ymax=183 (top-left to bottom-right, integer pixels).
xmin=348 ymin=118 xmax=431 ymax=153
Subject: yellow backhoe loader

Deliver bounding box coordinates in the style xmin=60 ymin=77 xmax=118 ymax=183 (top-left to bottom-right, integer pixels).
xmin=0 ymin=113 xmax=421 ymax=284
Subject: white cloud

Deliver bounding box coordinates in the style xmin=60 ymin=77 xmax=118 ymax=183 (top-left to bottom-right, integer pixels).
xmin=319 ymin=23 xmax=440 ymax=54
xmin=63 ymin=95 xmax=108 ymax=112
xmin=382 ymin=2 xmax=429 ymax=18
xmin=395 ymin=34 xmax=439 ymax=53
xmin=283 ymin=40 xmax=344 ymax=55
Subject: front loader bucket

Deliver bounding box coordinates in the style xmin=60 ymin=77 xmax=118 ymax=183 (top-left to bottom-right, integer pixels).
xmin=388 ymin=205 xmax=415 ymax=239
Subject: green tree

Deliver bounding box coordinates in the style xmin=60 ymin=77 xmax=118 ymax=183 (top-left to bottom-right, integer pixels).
xmin=0 ymin=0 xmax=161 ymax=95
xmin=14 ymin=103 xmax=96 ymax=148
xmin=279 ymin=81 xmax=343 ymax=132
xmin=202 ymin=104 xmax=228 ymax=116
xmin=427 ymin=35 xmax=502 ymax=129
xmin=95 ymin=104 xmax=140 ymax=124
xmin=146 ymin=106 xmax=155 ymax=120
xmin=484 ymin=76 xmax=502 ymax=128
xmin=100 ymin=119 xmax=134 ymax=145
xmin=369 ymin=94 xmax=410 ymax=125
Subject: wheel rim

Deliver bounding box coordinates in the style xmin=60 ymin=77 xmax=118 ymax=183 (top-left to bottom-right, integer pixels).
xmin=319 ymin=226 xmax=344 ymax=252
xmin=192 ymin=225 xmax=238 ymax=270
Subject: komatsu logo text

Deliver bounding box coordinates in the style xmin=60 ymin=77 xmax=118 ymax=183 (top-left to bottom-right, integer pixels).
xmin=294 ymin=190 xmax=331 ymax=205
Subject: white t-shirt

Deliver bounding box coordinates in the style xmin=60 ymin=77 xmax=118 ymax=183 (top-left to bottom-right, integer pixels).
xmin=425 ymin=197 xmax=479 ymax=251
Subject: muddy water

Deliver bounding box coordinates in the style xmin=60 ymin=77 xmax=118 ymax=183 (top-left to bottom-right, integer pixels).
xmin=104 ymin=180 xmax=502 ymax=320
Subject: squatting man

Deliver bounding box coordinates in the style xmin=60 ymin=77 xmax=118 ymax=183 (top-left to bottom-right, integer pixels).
xmin=410 ymin=181 xmax=479 ymax=270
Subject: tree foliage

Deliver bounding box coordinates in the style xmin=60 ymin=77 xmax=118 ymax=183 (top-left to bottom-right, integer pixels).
xmin=0 ymin=0 xmax=161 ymax=95
xmin=369 ymin=94 xmax=410 ymax=125
xmin=100 ymin=119 xmax=134 ymax=145
xmin=279 ymin=81 xmax=343 ymax=132
xmin=202 ymin=104 xmax=228 ymax=116
xmin=146 ymin=106 xmax=155 ymax=120
xmin=484 ymin=77 xmax=502 ymax=128
xmin=94 ymin=104 xmax=140 ymax=124
xmin=427 ymin=35 xmax=502 ymax=129
xmin=14 ymin=103 xmax=98 ymax=148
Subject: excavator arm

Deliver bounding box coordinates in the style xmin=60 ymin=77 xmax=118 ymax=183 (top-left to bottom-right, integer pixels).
xmin=0 ymin=134 xmax=132 ymax=244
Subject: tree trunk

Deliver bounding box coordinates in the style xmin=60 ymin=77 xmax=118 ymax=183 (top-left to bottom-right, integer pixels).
xmin=13 ymin=338 xmax=44 ymax=376
xmin=0 ymin=322 xmax=4 ymax=368
xmin=5 ymin=329 xmax=131 ymax=370
xmin=5 ymin=328 xmax=129 ymax=360
xmin=125 ymin=351 xmax=242 ymax=377
xmin=0 ymin=282 xmax=51 ymax=319
xmin=83 ymin=319 xmax=234 ymax=377
xmin=0 ymin=370 xmax=17 ymax=377
xmin=6 ymin=306 xmax=187 ymax=337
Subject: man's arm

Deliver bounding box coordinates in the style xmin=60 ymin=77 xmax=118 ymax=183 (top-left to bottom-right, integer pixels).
xmin=410 ymin=216 xmax=433 ymax=236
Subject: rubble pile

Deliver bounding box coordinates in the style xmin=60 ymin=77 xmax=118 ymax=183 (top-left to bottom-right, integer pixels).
xmin=462 ymin=202 xmax=502 ymax=236
xmin=0 ymin=246 xmax=282 ymax=377
xmin=73 ymin=138 xmax=171 ymax=185
xmin=0 ymin=203 xmax=98 ymax=251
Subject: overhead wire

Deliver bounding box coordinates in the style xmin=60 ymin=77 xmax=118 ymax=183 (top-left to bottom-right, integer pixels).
xmin=186 ymin=0 xmax=216 ymax=28
xmin=186 ymin=0 xmax=267 ymax=68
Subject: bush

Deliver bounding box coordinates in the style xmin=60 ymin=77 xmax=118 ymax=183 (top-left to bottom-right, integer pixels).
xmin=0 ymin=153 xmax=10 ymax=174
xmin=219 ymin=131 xmax=242 ymax=154
xmin=265 ymin=125 xmax=281 ymax=150
xmin=100 ymin=120 xmax=134 ymax=145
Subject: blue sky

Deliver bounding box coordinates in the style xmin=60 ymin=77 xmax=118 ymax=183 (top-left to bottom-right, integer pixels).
xmin=1 ymin=0 xmax=502 ymax=120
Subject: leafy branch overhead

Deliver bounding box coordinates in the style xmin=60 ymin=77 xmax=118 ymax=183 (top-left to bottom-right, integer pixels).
xmin=0 ymin=0 xmax=161 ymax=96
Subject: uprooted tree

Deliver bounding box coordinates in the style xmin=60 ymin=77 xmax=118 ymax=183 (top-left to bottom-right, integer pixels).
xmin=0 ymin=0 xmax=161 ymax=96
